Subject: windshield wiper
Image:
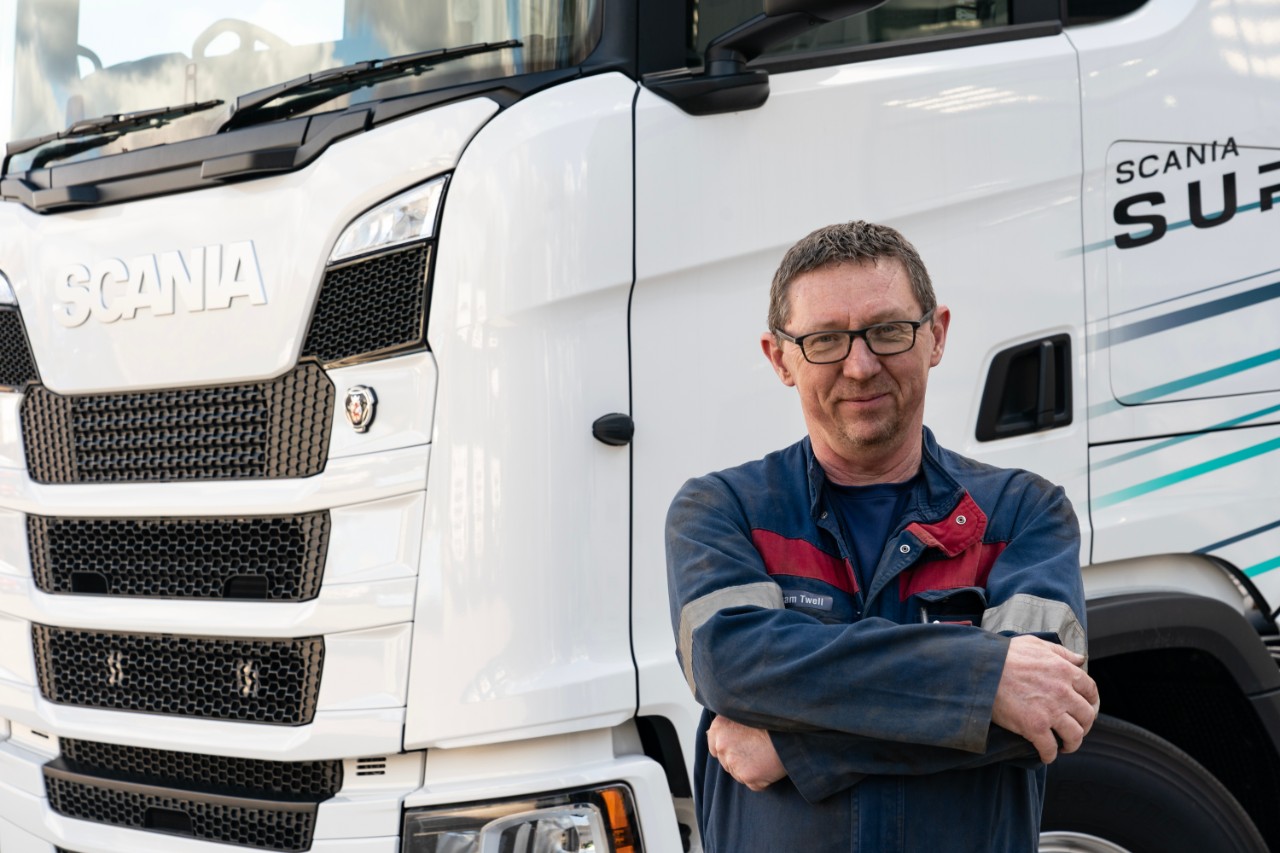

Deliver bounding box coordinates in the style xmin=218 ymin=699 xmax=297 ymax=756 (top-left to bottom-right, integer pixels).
xmin=222 ymin=39 xmax=521 ymax=131
xmin=3 ymin=99 xmax=225 ymax=173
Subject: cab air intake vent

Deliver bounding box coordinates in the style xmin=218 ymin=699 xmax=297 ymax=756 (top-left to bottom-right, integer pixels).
xmin=44 ymin=770 xmax=320 ymax=851
xmin=20 ymin=363 xmax=334 ymax=483
xmin=355 ymin=757 xmax=387 ymax=777
xmin=301 ymin=242 xmax=431 ymax=366
xmin=28 ymin=512 xmax=331 ymax=600
xmin=0 ymin=307 xmax=39 ymax=388
xmin=32 ymin=625 xmax=324 ymax=725
xmin=56 ymin=738 xmax=343 ymax=799
xmin=45 ymin=740 xmax=341 ymax=850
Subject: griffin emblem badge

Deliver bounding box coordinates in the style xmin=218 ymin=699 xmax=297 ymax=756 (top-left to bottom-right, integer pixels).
xmin=344 ymin=386 xmax=377 ymax=433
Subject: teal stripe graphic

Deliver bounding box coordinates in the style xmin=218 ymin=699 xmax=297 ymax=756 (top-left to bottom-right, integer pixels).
xmin=1089 ymin=347 xmax=1280 ymax=418
xmin=1076 ymin=199 xmax=1264 ymax=255
xmin=1092 ymin=402 xmax=1280 ymax=470
xmin=1243 ymin=555 xmax=1280 ymax=578
xmin=1092 ymin=434 xmax=1280 ymax=509
xmin=1118 ymin=347 xmax=1280 ymax=403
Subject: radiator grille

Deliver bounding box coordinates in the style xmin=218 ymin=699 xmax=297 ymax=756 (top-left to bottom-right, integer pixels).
xmin=45 ymin=771 xmax=318 ymax=851
xmin=28 ymin=512 xmax=331 ymax=600
xmin=59 ymin=738 xmax=342 ymax=800
xmin=33 ymin=625 xmax=323 ymax=725
xmin=302 ymin=242 xmax=431 ymax=365
xmin=21 ymin=363 xmax=334 ymax=484
xmin=0 ymin=307 xmax=38 ymax=388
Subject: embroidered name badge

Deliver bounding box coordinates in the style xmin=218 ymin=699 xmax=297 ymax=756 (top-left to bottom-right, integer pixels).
xmin=782 ymin=590 xmax=834 ymax=611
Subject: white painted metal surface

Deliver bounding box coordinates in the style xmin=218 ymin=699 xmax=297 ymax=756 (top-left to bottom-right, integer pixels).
xmin=0 ymin=445 xmax=428 ymax=514
xmin=403 ymin=73 xmax=637 ymax=750
xmin=402 ymin=727 xmax=682 ymax=853
xmin=630 ymin=31 xmax=1089 ymax=752
xmin=1 ymin=1 xmax=1278 ymax=851
xmin=1073 ymin=0 xmax=1280 ymax=609
xmin=0 ymin=493 xmax=424 ymax=636
xmin=327 ymin=354 xmax=437 ymax=458
xmin=0 ymin=99 xmax=495 ymax=394
xmin=0 ymin=620 xmax=411 ymax=755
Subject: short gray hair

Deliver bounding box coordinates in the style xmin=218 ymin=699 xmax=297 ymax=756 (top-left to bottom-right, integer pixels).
xmin=768 ymin=221 xmax=935 ymax=333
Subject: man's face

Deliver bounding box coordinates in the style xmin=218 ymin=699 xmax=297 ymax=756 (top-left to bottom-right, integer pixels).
xmin=761 ymin=258 xmax=949 ymax=472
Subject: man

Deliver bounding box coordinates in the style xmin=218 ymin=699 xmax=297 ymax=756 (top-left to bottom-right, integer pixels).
xmin=666 ymin=221 xmax=1098 ymax=852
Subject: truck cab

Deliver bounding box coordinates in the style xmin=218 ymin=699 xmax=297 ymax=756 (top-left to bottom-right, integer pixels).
xmin=0 ymin=1 xmax=1278 ymax=851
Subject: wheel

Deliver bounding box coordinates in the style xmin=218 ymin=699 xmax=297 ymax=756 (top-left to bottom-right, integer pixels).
xmin=1040 ymin=715 xmax=1267 ymax=853
xmin=193 ymin=19 xmax=289 ymax=59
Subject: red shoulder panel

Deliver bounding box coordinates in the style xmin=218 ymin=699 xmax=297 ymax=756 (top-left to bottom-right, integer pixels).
xmin=751 ymin=529 xmax=857 ymax=594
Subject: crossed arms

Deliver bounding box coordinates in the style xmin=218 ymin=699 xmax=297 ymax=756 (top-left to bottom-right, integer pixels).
xmin=667 ymin=473 xmax=1099 ymax=801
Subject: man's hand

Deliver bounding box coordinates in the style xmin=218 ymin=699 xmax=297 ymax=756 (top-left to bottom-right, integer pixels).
xmin=992 ymin=635 xmax=1100 ymax=764
xmin=706 ymin=716 xmax=787 ymax=791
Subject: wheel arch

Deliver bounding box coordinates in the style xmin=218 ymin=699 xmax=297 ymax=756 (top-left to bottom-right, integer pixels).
xmin=1086 ymin=589 xmax=1280 ymax=849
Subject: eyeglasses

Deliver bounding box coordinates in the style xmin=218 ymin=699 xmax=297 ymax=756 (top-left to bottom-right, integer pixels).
xmin=775 ymin=310 xmax=935 ymax=364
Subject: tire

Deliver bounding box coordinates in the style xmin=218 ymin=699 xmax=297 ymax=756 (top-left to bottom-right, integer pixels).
xmin=1040 ymin=715 xmax=1267 ymax=853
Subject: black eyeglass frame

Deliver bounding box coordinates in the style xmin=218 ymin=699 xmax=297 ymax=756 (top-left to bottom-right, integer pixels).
xmin=774 ymin=309 xmax=936 ymax=364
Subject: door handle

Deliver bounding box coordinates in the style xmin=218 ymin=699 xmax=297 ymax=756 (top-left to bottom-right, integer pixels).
xmin=976 ymin=335 xmax=1072 ymax=441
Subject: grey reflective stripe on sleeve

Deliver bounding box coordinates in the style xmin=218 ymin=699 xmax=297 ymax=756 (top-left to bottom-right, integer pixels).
xmin=983 ymin=593 xmax=1087 ymax=658
xmin=679 ymin=582 xmax=783 ymax=694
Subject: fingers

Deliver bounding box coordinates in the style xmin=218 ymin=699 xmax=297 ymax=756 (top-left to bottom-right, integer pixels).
xmin=1053 ymin=712 xmax=1087 ymax=755
xmin=706 ymin=717 xmax=787 ymax=790
xmin=1068 ymin=669 xmax=1099 ymax=738
xmin=1045 ymin=640 xmax=1086 ymax=667
xmin=993 ymin=635 xmax=1100 ymax=763
xmin=1028 ymin=729 xmax=1058 ymax=764
xmin=706 ymin=716 xmax=723 ymax=760
xmin=1074 ymin=668 xmax=1100 ymax=708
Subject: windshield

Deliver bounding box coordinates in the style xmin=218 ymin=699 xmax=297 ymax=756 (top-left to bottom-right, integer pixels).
xmin=3 ymin=0 xmax=601 ymax=167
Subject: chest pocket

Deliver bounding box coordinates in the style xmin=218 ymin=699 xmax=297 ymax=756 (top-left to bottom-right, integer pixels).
xmin=914 ymin=586 xmax=987 ymax=626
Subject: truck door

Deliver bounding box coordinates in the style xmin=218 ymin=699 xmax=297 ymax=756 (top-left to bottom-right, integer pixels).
xmin=1073 ymin=0 xmax=1280 ymax=607
xmin=629 ymin=0 xmax=1088 ymax=740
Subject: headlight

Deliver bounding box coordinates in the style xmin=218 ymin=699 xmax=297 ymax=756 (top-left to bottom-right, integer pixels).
xmin=330 ymin=175 xmax=447 ymax=263
xmin=402 ymin=783 xmax=642 ymax=853
xmin=0 ymin=271 xmax=15 ymax=305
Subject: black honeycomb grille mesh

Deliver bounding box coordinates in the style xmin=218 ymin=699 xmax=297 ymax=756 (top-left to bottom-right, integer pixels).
xmin=32 ymin=625 xmax=323 ymax=725
xmin=59 ymin=738 xmax=342 ymax=800
xmin=28 ymin=512 xmax=331 ymax=600
xmin=21 ymin=363 xmax=334 ymax=484
xmin=45 ymin=773 xmax=318 ymax=851
xmin=0 ymin=307 xmax=38 ymax=387
xmin=302 ymin=242 xmax=431 ymax=365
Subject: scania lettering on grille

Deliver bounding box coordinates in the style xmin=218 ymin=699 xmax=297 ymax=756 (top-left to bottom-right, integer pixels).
xmin=54 ymin=240 xmax=268 ymax=327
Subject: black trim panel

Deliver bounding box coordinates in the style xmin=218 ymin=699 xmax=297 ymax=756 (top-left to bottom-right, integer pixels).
xmin=752 ymin=21 xmax=1063 ymax=76
xmin=0 ymin=70 xmax=585 ymax=214
xmin=1088 ymin=592 xmax=1280 ymax=695
xmin=44 ymin=761 xmax=320 ymax=812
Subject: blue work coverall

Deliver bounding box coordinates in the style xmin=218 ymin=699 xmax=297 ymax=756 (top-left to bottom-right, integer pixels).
xmin=666 ymin=428 xmax=1086 ymax=852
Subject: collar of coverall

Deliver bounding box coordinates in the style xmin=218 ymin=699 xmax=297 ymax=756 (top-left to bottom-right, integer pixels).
xmin=803 ymin=427 xmax=988 ymax=557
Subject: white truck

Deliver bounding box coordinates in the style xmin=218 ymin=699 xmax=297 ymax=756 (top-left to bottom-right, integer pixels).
xmin=1 ymin=0 xmax=1279 ymax=851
